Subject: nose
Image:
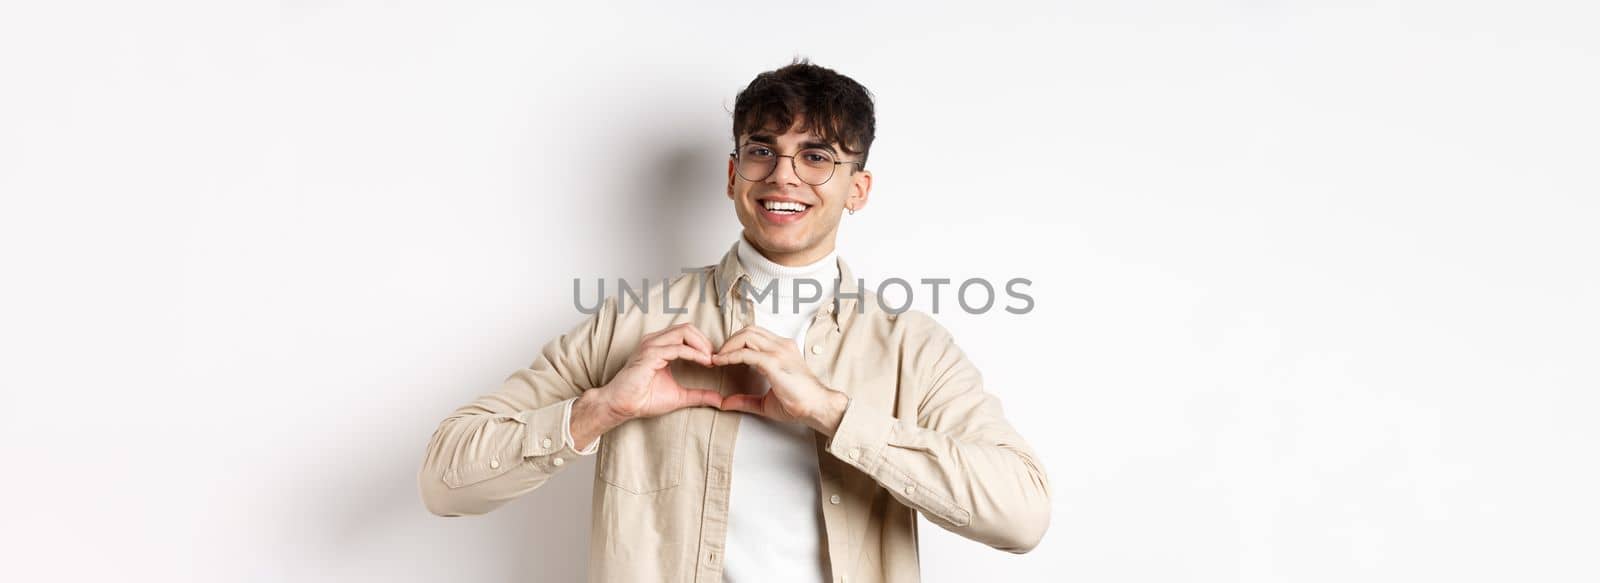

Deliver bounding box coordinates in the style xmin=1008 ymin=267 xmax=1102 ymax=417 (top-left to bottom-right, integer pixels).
xmin=765 ymin=155 xmax=803 ymax=186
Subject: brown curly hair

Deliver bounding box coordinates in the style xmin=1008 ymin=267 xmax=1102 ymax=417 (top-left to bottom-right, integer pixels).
xmin=731 ymin=57 xmax=877 ymax=171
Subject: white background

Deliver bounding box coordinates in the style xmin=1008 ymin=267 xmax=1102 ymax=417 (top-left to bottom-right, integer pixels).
xmin=2 ymin=1 xmax=1597 ymax=581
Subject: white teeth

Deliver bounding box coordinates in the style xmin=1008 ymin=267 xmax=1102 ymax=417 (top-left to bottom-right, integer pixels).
xmin=762 ymin=200 xmax=807 ymax=213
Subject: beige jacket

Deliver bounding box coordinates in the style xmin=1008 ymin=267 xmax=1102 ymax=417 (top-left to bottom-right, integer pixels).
xmin=418 ymin=243 xmax=1052 ymax=582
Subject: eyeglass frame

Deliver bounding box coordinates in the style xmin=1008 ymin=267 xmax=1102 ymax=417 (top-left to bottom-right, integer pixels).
xmin=728 ymin=141 xmax=865 ymax=186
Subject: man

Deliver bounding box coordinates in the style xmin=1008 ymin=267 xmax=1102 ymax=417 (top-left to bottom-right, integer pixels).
xmin=418 ymin=58 xmax=1051 ymax=583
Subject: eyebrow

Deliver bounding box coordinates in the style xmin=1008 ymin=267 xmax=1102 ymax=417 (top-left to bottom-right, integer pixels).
xmin=745 ymin=133 xmax=839 ymax=154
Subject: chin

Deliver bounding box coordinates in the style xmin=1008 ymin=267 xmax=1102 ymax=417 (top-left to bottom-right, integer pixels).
xmin=748 ymin=230 xmax=808 ymax=252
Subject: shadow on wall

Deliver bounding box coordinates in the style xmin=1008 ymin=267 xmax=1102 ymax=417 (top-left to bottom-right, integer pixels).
xmin=499 ymin=138 xmax=729 ymax=581
xmin=595 ymin=133 xmax=741 ymax=280
xmin=556 ymin=74 xmax=741 ymax=280
xmin=402 ymin=89 xmax=729 ymax=579
xmin=633 ymin=142 xmax=739 ymax=273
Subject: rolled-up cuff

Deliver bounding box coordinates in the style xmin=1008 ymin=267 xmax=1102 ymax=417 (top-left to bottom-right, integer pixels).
xmin=561 ymin=397 xmax=601 ymax=456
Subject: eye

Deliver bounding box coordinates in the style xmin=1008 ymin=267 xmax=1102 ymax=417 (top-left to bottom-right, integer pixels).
xmin=743 ymin=145 xmax=774 ymax=158
xmin=800 ymin=150 xmax=834 ymax=166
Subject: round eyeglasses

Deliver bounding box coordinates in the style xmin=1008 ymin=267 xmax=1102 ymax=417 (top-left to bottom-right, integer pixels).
xmin=730 ymin=142 xmax=863 ymax=186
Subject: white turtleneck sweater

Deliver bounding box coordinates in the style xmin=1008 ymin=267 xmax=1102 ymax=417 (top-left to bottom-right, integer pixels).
xmin=722 ymin=236 xmax=839 ymax=583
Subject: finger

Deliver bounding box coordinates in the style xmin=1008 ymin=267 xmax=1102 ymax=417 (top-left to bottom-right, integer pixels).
xmin=645 ymin=322 xmax=714 ymax=356
xmin=716 ymin=332 xmax=752 ymax=356
xmin=711 ymin=347 xmax=772 ymax=370
xmin=641 ymin=344 xmax=713 ymax=369
xmin=717 ymin=327 xmax=774 ymax=355
xmin=679 ymin=388 xmax=724 ymax=409
xmin=676 ymin=324 xmax=716 ymax=357
xmin=715 ymin=327 xmax=750 ymax=354
xmin=642 ymin=325 xmax=714 ymax=364
xmin=720 ymin=394 xmax=766 ymax=415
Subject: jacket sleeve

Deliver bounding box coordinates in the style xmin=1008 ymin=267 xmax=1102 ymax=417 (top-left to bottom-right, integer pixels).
xmin=824 ymin=313 xmax=1053 ymax=553
xmin=418 ymin=297 xmax=617 ymax=517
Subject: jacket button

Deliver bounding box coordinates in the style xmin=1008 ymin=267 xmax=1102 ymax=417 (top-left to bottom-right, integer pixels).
xmin=552 ymin=457 xmax=565 ymax=467
xmin=542 ymin=437 xmax=553 ymax=449
xmin=847 ymin=448 xmax=860 ymax=460
xmin=829 ymin=494 xmax=841 ymax=505
xmin=489 ymin=459 xmax=500 ymax=470
xmin=904 ymin=485 xmax=915 ymax=495
xmin=811 ymin=344 xmax=824 ymax=355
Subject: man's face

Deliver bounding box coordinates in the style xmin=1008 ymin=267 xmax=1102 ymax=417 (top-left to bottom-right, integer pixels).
xmin=727 ymin=116 xmax=872 ymax=266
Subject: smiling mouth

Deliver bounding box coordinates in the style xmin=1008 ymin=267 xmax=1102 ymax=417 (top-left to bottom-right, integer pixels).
xmin=758 ymin=199 xmax=812 ymax=215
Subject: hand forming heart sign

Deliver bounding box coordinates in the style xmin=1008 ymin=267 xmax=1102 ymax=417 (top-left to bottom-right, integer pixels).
xmin=573 ymin=322 xmax=850 ymax=446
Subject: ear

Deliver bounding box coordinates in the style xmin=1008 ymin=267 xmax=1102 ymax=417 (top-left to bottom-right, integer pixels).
xmin=727 ymin=156 xmax=737 ymax=199
xmin=847 ymin=169 xmax=872 ymax=212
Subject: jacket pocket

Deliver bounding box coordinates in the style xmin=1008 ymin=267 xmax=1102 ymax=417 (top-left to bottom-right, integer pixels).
xmin=598 ymin=407 xmax=690 ymax=494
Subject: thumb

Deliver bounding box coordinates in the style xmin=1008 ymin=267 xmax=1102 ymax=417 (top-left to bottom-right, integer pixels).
xmin=720 ymin=394 xmax=765 ymax=415
xmin=679 ymin=388 xmax=723 ymax=409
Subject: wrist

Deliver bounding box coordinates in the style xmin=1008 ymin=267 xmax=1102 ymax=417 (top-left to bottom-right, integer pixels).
xmin=807 ymin=389 xmax=850 ymax=436
xmin=571 ymin=390 xmax=627 ymax=447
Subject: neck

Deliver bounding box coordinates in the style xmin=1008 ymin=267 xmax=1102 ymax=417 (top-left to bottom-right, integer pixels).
xmin=736 ymin=235 xmax=839 ymax=298
xmin=745 ymin=236 xmax=836 ymax=267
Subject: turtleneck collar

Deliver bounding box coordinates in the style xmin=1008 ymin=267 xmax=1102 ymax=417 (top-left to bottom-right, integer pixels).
xmin=735 ymin=235 xmax=839 ymax=299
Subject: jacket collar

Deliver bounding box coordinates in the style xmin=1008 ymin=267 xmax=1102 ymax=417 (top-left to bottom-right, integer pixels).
xmin=712 ymin=240 xmax=861 ymax=327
